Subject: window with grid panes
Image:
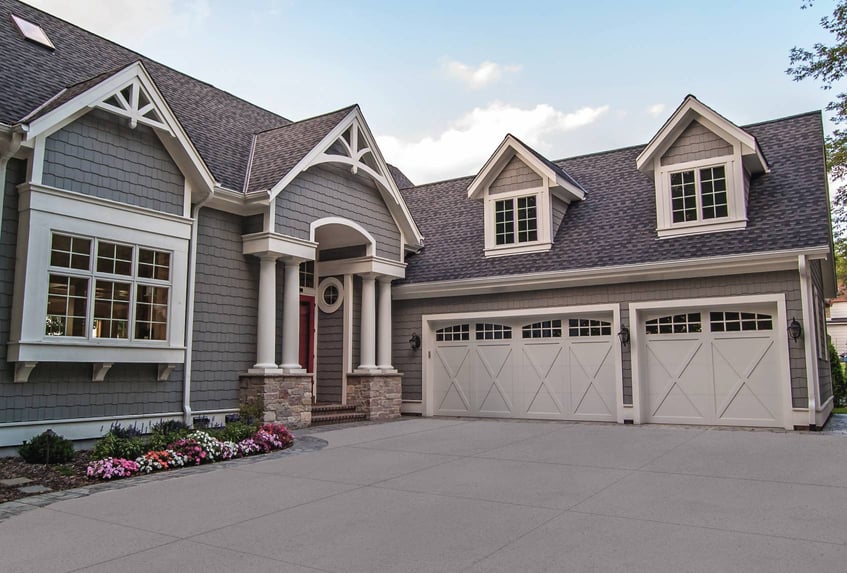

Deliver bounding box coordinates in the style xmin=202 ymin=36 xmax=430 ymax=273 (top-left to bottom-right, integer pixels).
xmin=494 ymin=195 xmax=538 ymax=245
xmin=670 ymin=165 xmax=728 ymax=223
xmin=46 ymin=233 xmax=171 ymax=341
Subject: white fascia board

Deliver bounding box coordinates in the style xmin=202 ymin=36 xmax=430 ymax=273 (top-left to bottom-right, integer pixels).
xmin=204 ymin=186 xmax=266 ymax=216
xmin=318 ymin=255 xmax=406 ymax=279
xmin=241 ymin=231 xmax=318 ymax=260
xmin=8 ymin=342 xmax=185 ymax=364
xmin=636 ymin=96 xmax=768 ymax=174
xmin=467 ymin=135 xmax=585 ymax=202
xmin=393 ymin=246 xmax=830 ymax=300
xmin=22 ymin=61 xmax=218 ymax=193
xmin=268 ymin=108 xmax=424 ymax=250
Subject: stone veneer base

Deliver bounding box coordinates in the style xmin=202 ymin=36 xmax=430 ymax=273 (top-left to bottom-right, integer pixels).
xmin=239 ymin=373 xmax=313 ymax=429
xmin=346 ymin=373 xmax=403 ymax=421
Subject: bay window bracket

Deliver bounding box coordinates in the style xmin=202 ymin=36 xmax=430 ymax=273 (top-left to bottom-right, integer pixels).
xmin=158 ymin=363 xmax=177 ymax=382
xmin=92 ymin=362 xmax=113 ymax=382
xmin=14 ymin=362 xmax=38 ymax=383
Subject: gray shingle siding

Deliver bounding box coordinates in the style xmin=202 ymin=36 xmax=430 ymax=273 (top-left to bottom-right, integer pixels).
xmin=0 ymin=159 xmax=182 ymax=423
xmin=42 ymin=109 xmax=184 ymax=215
xmin=660 ymin=120 xmax=734 ymax=166
xmin=490 ymin=156 xmax=542 ymax=194
xmin=316 ymin=279 xmax=344 ymax=404
xmin=276 ymin=167 xmax=401 ymax=261
xmin=812 ymin=259 xmax=834 ymax=404
xmin=190 ymin=208 xmax=258 ymax=412
xmin=393 ymin=271 xmax=807 ymax=407
xmin=352 ymin=276 xmax=362 ymax=369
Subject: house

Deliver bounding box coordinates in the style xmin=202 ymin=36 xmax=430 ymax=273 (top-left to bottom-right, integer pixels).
xmin=827 ymin=292 xmax=847 ymax=357
xmin=0 ymin=0 xmax=836 ymax=449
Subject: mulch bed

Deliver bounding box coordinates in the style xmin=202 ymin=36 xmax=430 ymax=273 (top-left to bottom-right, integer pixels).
xmin=0 ymin=452 xmax=93 ymax=504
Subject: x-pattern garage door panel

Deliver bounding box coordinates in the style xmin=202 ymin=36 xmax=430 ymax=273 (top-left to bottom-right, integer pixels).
xmin=641 ymin=306 xmax=784 ymax=427
xmin=712 ymin=336 xmax=780 ymax=424
xmin=432 ymin=316 xmax=618 ymax=422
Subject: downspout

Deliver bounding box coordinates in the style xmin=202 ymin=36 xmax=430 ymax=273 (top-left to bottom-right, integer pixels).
xmin=182 ymin=186 xmax=215 ymax=426
xmin=0 ymin=127 xmax=25 ymax=239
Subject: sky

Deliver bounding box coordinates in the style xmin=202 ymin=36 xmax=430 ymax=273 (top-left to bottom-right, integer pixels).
xmin=22 ymin=0 xmax=840 ymax=185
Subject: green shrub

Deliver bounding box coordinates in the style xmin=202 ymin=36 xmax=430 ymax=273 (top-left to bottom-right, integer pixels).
xmin=210 ymin=421 xmax=258 ymax=443
xmin=147 ymin=420 xmax=189 ymax=451
xmin=19 ymin=430 xmax=75 ymax=464
xmin=831 ymin=342 xmax=847 ymax=407
xmin=93 ymin=431 xmax=147 ymax=460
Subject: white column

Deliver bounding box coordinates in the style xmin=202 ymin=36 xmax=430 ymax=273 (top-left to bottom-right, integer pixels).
xmin=377 ymin=278 xmax=394 ymax=371
xmin=358 ymin=274 xmax=377 ymax=371
xmin=253 ymin=254 xmax=278 ymax=370
xmin=280 ymin=259 xmax=304 ymax=372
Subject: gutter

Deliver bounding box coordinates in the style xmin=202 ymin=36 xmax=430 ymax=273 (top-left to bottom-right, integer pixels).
xmin=182 ymin=185 xmax=216 ymax=426
xmin=393 ymin=246 xmax=831 ymax=300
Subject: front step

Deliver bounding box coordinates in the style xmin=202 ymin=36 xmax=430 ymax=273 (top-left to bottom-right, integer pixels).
xmin=311 ymin=403 xmax=367 ymax=426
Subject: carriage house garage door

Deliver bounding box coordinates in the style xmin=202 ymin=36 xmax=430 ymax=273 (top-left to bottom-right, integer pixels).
xmin=636 ymin=301 xmax=789 ymax=428
xmin=428 ymin=309 xmax=620 ymax=422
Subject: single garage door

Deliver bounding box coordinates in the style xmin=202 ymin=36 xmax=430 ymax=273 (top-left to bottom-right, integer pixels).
xmin=432 ymin=314 xmax=618 ymax=421
xmin=639 ymin=305 xmax=786 ymax=427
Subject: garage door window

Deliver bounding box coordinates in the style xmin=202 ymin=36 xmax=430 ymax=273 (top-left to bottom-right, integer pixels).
xmin=436 ymin=324 xmax=470 ymax=341
xmin=645 ymin=313 xmax=702 ymax=334
xmin=568 ymin=318 xmax=611 ymax=337
xmin=475 ymin=323 xmax=512 ymax=340
xmin=709 ymin=311 xmax=773 ymax=332
xmin=522 ymin=320 xmax=563 ymax=338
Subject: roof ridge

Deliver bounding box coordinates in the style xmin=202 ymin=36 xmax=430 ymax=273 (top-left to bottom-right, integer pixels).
xmin=12 ymin=0 xmax=292 ymax=124
xmin=252 ymin=104 xmax=358 ymax=136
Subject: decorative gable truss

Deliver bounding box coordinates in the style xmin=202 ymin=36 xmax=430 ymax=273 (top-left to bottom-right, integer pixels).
xmin=267 ymin=107 xmax=424 ymax=250
xmin=18 ymin=60 xmax=217 ymax=197
xmin=467 ymin=134 xmax=586 ymax=257
xmin=636 ymin=95 xmax=769 ymax=238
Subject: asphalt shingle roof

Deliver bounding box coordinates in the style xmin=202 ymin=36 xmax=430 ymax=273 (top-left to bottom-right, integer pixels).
xmin=400 ymin=112 xmax=830 ymax=284
xmin=0 ymin=0 xmax=291 ymax=190
xmin=246 ymin=106 xmax=356 ymax=193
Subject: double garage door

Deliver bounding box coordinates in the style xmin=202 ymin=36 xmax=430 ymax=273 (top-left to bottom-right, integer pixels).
xmin=431 ymin=313 xmax=619 ymax=421
xmin=429 ymin=302 xmax=788 ymax=428
xmin=639 ymin=304 xmax=786 ymax=427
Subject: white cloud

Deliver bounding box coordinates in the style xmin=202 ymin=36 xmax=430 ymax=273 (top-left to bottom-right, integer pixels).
xmin=443 ymin=60 xmax=521 ymax=89
xmin=647 ymin=103 xmax=666 ymax=117
xmin=23 ymin=0 xmax=210 ymax=46
xmin=378 ymin=102 xmax=609 ymax=183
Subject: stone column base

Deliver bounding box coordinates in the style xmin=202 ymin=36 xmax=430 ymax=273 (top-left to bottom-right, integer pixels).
xmin=239 ymin=373 xmax=313 ymax=429
xmin=346 ymin=373 xmax=403 ymax=421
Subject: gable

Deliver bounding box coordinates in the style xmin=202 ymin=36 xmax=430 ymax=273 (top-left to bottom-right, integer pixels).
xmin=490 ymin=155 xmax=542 ymax=195
xmin=660 ymin=120 xmax=733 ymax=166
xmin=42 ymin=109 xmax=184 ymax=215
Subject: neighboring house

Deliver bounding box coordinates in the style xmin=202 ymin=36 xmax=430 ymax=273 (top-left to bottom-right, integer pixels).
xmin=826 ymin=292 xmax=847 ymax=356
xmin=0 ymin=1 xmax=836 ymax=448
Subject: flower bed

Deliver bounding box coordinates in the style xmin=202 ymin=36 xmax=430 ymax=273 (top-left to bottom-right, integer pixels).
xmin=85 ymin=423 xmax=294 ymax=480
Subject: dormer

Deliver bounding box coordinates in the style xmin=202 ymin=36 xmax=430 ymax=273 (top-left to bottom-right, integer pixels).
xmin=637 ymin=96 xmax=769 ymax=238
xmin=468 ymin=135 xmax=586 ymax=257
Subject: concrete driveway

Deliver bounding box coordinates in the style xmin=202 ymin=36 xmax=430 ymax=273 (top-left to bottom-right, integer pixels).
xmin=2 ymin=418 xmax=847 ymax=572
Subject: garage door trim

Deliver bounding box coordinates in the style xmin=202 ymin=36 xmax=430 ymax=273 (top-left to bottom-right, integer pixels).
xmin=422 ymin=304 xmax=624 ymax=420
xmin=629 ymin=294 xmax=793 ymax=429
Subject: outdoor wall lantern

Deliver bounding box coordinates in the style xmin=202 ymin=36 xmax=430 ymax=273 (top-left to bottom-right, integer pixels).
xmin=617 ymin=326 xmax=630 ymax=347
xmin=409 ymin=332 xmax=421 ymax=351
xmin=787 ymin=317 xmax=803 ymax=342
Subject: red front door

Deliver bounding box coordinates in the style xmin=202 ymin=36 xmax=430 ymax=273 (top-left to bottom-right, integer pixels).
xmin=299 ymin=296 xmax=315 ymax=373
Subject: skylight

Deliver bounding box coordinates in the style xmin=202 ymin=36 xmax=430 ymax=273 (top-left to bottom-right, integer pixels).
xmin=11 ymin=14 xmax=55 ymax=50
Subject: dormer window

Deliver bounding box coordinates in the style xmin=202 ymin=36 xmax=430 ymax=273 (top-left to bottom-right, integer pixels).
xmin=670 ymin=164 xmax=728 ymax=223
xmin=468 ymin=135 xmax=586 ymax=258
xmin=495 ymin=195 xmax=537 ymax=245
xmin=636 ymin=96 xmax=769 ymax=239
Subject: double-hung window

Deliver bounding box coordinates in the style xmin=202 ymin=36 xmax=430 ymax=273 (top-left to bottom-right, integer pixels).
xmin=494 ymin=195 xmax=537 ymax=245
xmin=46 ymin=232 xmax=171 ymax=341
xmin=670 ymin=165 xmax=728 ymax=224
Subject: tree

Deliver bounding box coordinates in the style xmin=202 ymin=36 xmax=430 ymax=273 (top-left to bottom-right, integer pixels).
xmin=788 ymin=1 xmax=847 ymax=239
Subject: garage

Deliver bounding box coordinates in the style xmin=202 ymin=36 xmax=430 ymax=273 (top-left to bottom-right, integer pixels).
xmin=636 ymin=302 xmax=789 ymax=428
xmin=428 ymin=310 xmax=620 ymax=421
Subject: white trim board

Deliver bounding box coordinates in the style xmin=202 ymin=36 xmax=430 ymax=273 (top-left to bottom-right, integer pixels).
xmin=394 ymin=247 xmax=829 ymax=300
